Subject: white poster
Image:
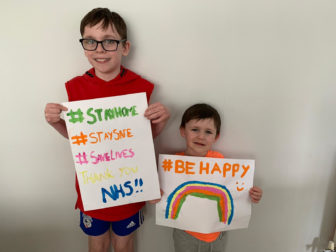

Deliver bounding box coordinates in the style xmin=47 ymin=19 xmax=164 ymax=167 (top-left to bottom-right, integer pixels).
xmin=156 ymin=154 xmax=254 ymax=233
xmin=63 ymin=93 xmax=160 ymax=211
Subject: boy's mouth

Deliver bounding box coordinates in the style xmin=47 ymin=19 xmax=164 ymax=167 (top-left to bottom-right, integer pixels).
xmin=194 ymin=142 xmax=205 ymax=146
xmin=95 ymin=58 xmax=110 ymax=62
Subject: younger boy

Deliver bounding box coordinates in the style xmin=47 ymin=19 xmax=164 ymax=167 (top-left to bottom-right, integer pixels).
xmin=44 ymin=8 xmax=169 ymax=252
xmin=172 ymin=103 xmax=262 ymax=252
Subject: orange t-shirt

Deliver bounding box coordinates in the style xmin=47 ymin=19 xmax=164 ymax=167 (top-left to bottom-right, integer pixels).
xmin=175 ymin=150 xmax=224 ymax=243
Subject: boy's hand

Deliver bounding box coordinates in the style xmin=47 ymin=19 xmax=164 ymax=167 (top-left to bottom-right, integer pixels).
xmin=144 ymin=103 xmax=170 ymax=138
xmin=249 ymin=186 xmax=263 ymax=203
xmin=44 ymin=103 xmax=68 ymax=124
xmin=148 ymin=189 xmax=164 ymax=204
xmin=144 ymin=102 xmax=170 ymax=124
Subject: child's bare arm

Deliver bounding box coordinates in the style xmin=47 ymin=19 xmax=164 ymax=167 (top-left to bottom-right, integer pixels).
xmin=144 ymin=102 xmax=170 ymax=138
xmin=44 ymin=103 xmax=69 ymax=138
xmin=249 ymin=186 xmax=263 ymax=203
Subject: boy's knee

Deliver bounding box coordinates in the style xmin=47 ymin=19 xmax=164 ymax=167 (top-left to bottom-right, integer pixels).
xmin=113 ymin=242 xmax=133 ymax=252
xmin=89 ymin=243 xmax=110 ymax=252
xmin=111 ymin=234 xmax=134 ymax=252
xmin=88 ymin=233 xmax=111 ymax=252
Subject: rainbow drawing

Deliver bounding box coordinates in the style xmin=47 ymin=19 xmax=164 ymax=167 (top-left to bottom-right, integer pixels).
xmin=165 ymin=181 xmax=234 ymax=225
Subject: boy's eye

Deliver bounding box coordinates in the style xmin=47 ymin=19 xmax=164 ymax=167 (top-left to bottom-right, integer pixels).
xmin=191 ymin=128 xmax=198 ymax=132
xmin=206 ymin=130 xmax=213 ymax=134
xmin=85 ymin=39 xmax=96 ymax=45
xmin=104 ymin=39 xmax=117 ymax=45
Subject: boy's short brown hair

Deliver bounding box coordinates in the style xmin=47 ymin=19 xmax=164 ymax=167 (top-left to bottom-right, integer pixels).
xmin=180 ymin=103 xmax=221 ymax=136
xmin=80 ymin=8 xmax=127 ymax=41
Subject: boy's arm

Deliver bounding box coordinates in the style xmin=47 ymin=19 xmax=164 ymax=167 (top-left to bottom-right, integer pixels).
xmin=44 ymin=103 xmax=69 ymax=138
xmin=144 ymin=102 xmax=170 ymax=138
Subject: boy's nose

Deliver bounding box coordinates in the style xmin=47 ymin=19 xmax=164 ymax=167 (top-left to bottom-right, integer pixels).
xmin=96 ymin=43 xmax=105 ymax=52
xmin=197 ymin=132 xmax=205 ymax=139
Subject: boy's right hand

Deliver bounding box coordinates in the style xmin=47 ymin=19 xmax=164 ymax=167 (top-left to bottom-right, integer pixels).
xmin=44 ymin=103 xmax=68 ymax=124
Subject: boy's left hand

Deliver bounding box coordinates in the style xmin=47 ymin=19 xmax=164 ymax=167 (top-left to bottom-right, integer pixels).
xmin=144 ymin=102 xmax=170 ymax=124
xmin=249 ymin=186 xmax=263 ymax=203
xmin=144 ymin=102 xmax=170 ymax=138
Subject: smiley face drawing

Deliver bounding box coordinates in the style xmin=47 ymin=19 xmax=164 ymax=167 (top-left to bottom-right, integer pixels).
xmin=236 ymin=181 xmax=245 ymax=192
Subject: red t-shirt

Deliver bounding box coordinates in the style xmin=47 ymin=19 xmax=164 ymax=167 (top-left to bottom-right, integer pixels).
xmin=176 ymin=150 xmax=224 ymax=243
xmin=65 ymin=66 xmax=154 ymax=221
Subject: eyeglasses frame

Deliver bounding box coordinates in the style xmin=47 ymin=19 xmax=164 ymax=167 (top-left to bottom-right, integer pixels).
xmin=79 ymin=38 xmax=127 ymax=51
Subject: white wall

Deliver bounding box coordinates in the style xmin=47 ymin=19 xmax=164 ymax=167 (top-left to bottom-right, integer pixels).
xmin=1 ymin=0 xmax=336 ymax=251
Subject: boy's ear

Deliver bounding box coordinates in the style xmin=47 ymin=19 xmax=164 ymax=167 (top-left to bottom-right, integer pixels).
xmin=122 ymin=41 xmax=131 ymax=56
xmin=215 ymin=133 xmax=220 ymax=141
xmin=179 ymin=127 xmax=186 ymax=138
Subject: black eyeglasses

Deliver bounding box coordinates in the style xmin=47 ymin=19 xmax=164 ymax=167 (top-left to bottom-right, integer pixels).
xmin=79 ymin=38 xmax=126 ymax=51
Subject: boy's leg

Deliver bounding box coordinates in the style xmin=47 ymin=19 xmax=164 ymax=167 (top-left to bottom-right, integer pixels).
xmin=79 ymin=212 xmax=111 ymax=252
xmin=88 ymin=230 xmax=111 ymax=252
xmin=211 ymin=232 xmax=226 ymax=252
xmin=110 ymin=209 xmax=144 ymax=252
xmin=173 ymin=228 xmax=199 ymax=252
xmin=111 ymin=231 xmax=135 ymax=252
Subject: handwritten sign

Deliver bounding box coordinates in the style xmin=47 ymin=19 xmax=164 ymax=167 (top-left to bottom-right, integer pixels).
xmin=63 ymin=93 xmax=160 ymax=211
xmin=156 ymin=154 xmax=254 ymax=233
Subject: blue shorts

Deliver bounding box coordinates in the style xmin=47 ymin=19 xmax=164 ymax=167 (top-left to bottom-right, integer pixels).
xmin=80 ymin=210 xmax=144 ymax=236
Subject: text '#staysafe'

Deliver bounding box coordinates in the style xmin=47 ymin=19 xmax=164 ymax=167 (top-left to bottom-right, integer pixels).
xmin=101 ymin=178 xmax=144 ymax=203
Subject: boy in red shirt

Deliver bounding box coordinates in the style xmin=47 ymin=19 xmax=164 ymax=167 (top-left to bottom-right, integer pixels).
xmin=44 ymin=8 xmax=169 ymax=252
